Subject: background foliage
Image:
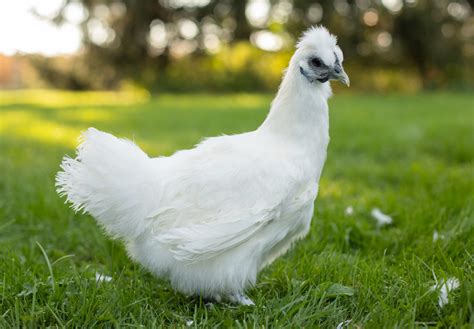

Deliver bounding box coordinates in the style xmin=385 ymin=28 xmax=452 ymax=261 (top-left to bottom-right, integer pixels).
xmin=20 ymin=0 xmax=474 ymax=92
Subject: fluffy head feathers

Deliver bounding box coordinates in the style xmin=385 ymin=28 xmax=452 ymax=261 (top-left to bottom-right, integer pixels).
xmin=297 ymin=26 xmax=337 ymax=50
xmin=295 ymin=26 xmax=343 ymax=66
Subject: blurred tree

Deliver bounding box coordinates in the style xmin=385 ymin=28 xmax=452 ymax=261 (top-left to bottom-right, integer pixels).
xmin=33 ymin=0 xmax=472 ymax=91
xmin=394 ymin=1 xmax=467 ymax=88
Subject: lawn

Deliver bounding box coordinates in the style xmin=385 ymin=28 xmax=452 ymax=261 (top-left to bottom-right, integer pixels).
xmin=0 ymin=90 xmax=472 ymax=327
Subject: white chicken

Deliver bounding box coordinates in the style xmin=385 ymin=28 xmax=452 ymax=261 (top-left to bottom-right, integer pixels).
xmin=56 ymin=26 xmax=349 ymax=305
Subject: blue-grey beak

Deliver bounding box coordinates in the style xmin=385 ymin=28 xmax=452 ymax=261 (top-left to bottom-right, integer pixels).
xmin=330 ymin=65 xmax=350 ymax=87
xmin=330 ymin=52 xmax=350 ymax=87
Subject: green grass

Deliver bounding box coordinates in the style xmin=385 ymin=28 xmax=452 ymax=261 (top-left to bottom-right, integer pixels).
xmin=0 ymin=90 xmax=473 ymax=327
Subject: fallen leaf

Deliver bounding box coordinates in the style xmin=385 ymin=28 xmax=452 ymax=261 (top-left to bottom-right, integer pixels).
xmin=313 ymin=282 xmax=355 ymax=299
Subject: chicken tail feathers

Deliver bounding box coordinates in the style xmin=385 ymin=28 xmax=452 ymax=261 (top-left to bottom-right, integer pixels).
xmin=56 ymin=128 xmax=154 ymax=239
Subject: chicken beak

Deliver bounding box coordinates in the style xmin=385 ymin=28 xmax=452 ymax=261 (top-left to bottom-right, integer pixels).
xmin=336 ymin=70 xmax=350 ymax=87
xmin=330 ymin=66 xmax=350 ymax=87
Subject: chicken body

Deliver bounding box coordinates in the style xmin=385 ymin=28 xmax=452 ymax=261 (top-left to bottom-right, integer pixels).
xmin=127 ymin=126 xmax=327 ymax=303
xmin=56 ymin=26 xmax=348 ymax=304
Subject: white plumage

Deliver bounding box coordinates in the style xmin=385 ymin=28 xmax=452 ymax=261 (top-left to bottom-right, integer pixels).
xmin=56 ymin=26 xmax=349 ymax=305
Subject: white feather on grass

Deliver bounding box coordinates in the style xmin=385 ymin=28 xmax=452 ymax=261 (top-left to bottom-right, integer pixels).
xmin=336 ymin=319 xmax=352 ymax=329
xmin=370 ymin=208 xmax=393 ymax=227
xmin=431 ymin=277 xmax=460 ymax=308
xmin=95 ymin=272 xmax=112 ymax=283
xmin=345 ymin=206 xmax=354 ymax=216
xmin=432 ymin=230 xmax=445 ymax=242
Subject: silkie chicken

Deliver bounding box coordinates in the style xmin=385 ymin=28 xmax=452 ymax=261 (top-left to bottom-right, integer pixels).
xmin=56 ymin=26 xmax=349 ymax=305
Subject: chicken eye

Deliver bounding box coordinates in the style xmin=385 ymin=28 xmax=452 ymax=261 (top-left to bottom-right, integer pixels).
xmin=311 ymin=58 xmax=322 ymax=67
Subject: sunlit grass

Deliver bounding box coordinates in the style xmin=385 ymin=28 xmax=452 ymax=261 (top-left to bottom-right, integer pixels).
xmin=0 ymin=89 xmax=150 ymax=107
xmin=58 ymin=108 xmax=115 ymax=123
xmin=0 ymin=90 xmax=272 ymax=154
xmin=0 ymin=111 xmax=80 ymax=148
xmin=0 ymin=90 xmax=472 ymax=327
